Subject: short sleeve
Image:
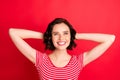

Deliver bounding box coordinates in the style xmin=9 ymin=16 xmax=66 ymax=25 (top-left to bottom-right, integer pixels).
xmin=35 ymin=50 xmax=44 ymax=67
xmin=77 ymin=53 xmax=84 ymax=69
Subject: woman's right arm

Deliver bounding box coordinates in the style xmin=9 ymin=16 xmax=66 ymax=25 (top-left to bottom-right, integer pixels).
xmin=9 ymin=28 xmax=43 ymax=63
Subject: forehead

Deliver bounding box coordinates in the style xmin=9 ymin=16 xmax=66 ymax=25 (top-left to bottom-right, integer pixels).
xmin=52 ymin=23 xmax=70 ymax=32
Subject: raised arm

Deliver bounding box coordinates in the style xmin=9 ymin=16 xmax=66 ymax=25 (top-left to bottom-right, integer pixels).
xmin=9 ymin=28 xmax=43 ymax=63
xmin=76 ymin=33 xmax=115 ymax=66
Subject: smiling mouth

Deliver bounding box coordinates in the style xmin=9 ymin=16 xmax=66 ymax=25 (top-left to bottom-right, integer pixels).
xmin=57 ymin=41 xmax=66 ymax=46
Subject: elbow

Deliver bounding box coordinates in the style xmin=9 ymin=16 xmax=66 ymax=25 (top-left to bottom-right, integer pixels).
xmin=103 ymin=34 xmax=116 ymax=44
xmin=9 ymin=28 xmax=18 ymax=38
xmin=9 ymin=28 xmax=16 ymax=35
xmin=9 ymin=28 xmax=13 ymax=35
xmin=110 ymin=35 xmax=116 ymax=42
xmin=9 ymin=28 xmax=15 ymax=32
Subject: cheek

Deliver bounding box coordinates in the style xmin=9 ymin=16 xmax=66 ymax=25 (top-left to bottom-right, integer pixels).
xmin=66 ymin=35 xmax=71 ymax=41
xmin=52 ymin=37 xmax=57 ymax=43
xmin=66 ymin=37 xmax=70 ymax=41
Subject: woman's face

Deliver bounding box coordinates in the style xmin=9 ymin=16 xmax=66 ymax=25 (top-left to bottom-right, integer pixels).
xmin=52 ymin=23 xmax=71 ymax=50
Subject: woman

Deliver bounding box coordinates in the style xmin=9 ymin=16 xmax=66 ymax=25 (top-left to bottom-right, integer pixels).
xmin=9 ymin=18 xmax=115 ymax=80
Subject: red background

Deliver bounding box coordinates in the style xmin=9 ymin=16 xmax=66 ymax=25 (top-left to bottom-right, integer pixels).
xmin=0 ymin=0 xmax=120 ymax=80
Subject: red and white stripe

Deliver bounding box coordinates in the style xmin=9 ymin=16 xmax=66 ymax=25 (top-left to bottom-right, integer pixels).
xmin=35 ymin=51 xmax=83 ymax=80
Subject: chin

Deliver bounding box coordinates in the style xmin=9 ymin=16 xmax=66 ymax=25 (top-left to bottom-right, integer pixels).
xmin=56 ymin=46 xmax=68 ymax=50
xmin=54 ymin=43 xmax=70 ymax=50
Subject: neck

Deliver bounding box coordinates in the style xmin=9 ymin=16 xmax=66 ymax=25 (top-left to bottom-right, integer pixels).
xmin=50 ymin=49 xmax=70 ymax=60
xmin=53 ymin=49 xmax=67 ymax=55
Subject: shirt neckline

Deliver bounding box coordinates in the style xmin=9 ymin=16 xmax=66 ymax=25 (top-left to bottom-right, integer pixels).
xmin=45 ymin=54 xmax=73 ymax=68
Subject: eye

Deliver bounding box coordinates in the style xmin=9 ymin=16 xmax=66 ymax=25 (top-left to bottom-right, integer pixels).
xmin=53 ymin=33 xmax=58 ymax=36
xmin=64 ymin=31 xmax=70 ymax=35
xmin=64 ymin=32 xmax=68 ymax=35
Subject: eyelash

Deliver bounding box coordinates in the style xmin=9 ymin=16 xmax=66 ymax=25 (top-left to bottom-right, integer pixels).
xmin=64 ymin=33 xmax=68 ymax=35
xmin=53 ymin=33 xmax=68 ymax=36
xmin=54 ymin=33 xmax=58 ymax=35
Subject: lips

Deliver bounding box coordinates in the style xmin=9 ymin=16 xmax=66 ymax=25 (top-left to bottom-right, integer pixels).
xmin=57 ymin=41 xmax=66 ymax=46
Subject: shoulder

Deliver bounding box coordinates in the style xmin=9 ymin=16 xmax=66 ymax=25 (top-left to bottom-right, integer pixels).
xmin=72 ymin=53 xmax=84 ymax=64
xmin=35 ymin=50 xmax=46 ymax=66
xmin=71 ymin=53 xmax=84 ymax=68
xmin=74 ymin=53 xmax=83 ymax=60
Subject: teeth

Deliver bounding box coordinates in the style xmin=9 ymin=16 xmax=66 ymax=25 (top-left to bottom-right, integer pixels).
xmin=57 ymin=41 xmax=66 ymax=45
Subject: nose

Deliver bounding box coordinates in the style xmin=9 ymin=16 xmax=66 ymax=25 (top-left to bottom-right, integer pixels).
xmin=59 ymin=34 xmax=64 ymax=40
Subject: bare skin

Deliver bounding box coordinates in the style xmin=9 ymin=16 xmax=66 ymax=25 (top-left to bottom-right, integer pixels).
xmin=9 ymin=25 xmax=115 ymax=67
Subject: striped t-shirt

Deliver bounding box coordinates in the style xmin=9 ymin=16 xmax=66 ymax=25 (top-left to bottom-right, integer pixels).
xmin=35 ymin=51 xmax=83 ymax=80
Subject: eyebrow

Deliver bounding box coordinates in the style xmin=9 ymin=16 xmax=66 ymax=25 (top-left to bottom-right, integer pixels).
xmin=52 ymin=31 xmax=69 ymax=33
